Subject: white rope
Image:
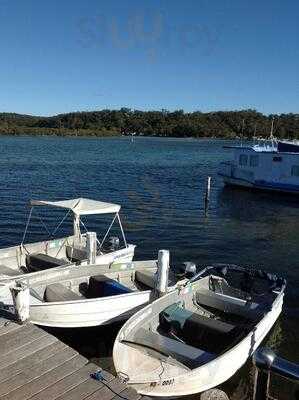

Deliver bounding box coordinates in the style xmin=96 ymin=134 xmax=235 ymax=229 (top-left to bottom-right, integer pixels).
xmin=99 ymin=214 xmax=117 ymax=248
xmin=79 ymin=217 xmax=89 ymax=233
xmin=51 ymin=209 xmax=72 ymax=236
xmin=21 ymin=207 xmax=33 ymax=245
xmin=117 ymin=213 xmax=127 ymax=248
xmin=36 ymin=213 xmax=51 ymax=237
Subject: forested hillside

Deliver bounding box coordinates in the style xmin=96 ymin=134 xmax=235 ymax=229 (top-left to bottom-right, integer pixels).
xmin=0 ymin=109 xmax=298 ymax=138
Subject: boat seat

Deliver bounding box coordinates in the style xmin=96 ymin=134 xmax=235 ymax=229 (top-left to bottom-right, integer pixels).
xmin=44 ymin=283 xmax=84 ymax=302
xmin=125 ymin=328 xmax=215 ymax=369
xmin=66 ymin=245 xmax=88 ymax=263
xmin=0 ymin=265 xmax=22 ymax=277
xmin=195 ymin=289 xmax=267 ymax=320
xmin=87 ymin=275 xmax=133 ymax=298
xmin=26 ymin=253 xmax=70 ymax=272
xmin=159 ymin=303 xmax=239 ymax=353
xmin=210 ymin=276 xmax=248 ymax=299
xmin=135 ymin=270 xmax=157 ymax=289
xmin=135 ymin=270 xmax=177 ymax=289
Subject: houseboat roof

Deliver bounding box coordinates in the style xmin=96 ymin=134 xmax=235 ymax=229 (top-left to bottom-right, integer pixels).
xmin=224 ymin=140 xmax=299 ymax=154
xmin=30 ymin=198 xmax=121 ymax=216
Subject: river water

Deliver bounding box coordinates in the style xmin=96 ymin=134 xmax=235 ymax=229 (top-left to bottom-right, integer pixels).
xmin=0 ymin=136 xmax=298 ymax=399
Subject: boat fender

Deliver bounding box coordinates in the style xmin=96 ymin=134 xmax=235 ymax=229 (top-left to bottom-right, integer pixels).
xmin=10 ymin=281 xmax=30 ymax=323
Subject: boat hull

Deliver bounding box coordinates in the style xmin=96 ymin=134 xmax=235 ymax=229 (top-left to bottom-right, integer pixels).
xmin=221 ymin=175 xmax=299 ymax=194
xmin=30 ymin=290 xmax=151 ymax=328
xmin=95 ymin=244 xmax=135 ymax=265
xmin=114 ymin=292 xmax=284 ymax=398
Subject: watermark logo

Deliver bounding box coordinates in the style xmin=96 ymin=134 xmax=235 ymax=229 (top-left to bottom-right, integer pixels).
xmin=76 ymin=9 xmax=219 ymax=63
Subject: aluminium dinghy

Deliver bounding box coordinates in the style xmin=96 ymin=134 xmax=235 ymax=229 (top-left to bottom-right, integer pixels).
xmin=113 ymin=264 xmax=286 ymax=397
xmin=0 ymin=250 xmax=176 ymax=328
xmin=0 ymin=197 xmax=135 ymax=278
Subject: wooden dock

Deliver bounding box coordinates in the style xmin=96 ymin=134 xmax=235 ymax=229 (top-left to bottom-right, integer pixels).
xmin=0 ymin=317 xmax=147 ymax=400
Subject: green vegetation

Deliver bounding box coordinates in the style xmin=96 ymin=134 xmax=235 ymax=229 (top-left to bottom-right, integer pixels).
xmin=0 ymin=109 xmax=298 ymax=138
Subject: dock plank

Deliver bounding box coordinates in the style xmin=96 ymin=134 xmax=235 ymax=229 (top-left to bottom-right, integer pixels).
xmin=28 ymin=364 xmax=98 ymax=400
xmin=0 ymin=346 xmax=78 ymax=396
xmin=0 ymin=334 xmax=58 ymax=370
xmin=84 ymin=377 xmax=131 ymax=400
xmin=0 ymin=323 xmax=34 ymax=345
xmin=0 ymin=319 xmax=147 ymax=400
xmin=0 ymin=325 xmax=47 ymax=356
xmin=0 ymin=320 xmax=22 ymax=336
xmin=0 ymin=354 xmax=86 ymax=400
xmin=0 ymin=340 xmax=66 ymax=383
xmin=111 ymin=387 xmax=141 ymax=400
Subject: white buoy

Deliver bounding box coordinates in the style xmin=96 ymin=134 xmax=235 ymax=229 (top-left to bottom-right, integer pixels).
xmin=10 ymin=282 xmax=30 ymax=323
xmin=155 ymin=250 xmax=170 ymax=297
xmin=86 ymin=232 xmax=97 ymax=264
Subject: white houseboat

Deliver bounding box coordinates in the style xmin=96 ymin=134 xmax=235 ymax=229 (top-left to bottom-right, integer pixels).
xmin=219 ymin=140 xmax=299 ymax=194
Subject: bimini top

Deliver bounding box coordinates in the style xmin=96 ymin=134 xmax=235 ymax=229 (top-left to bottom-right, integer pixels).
xmin=30 ymin=198 xmax=121 ymax=216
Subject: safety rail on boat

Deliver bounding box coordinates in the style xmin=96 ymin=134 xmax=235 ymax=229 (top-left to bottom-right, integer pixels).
xmin=253 ymin=347 xmax=299 ymax=400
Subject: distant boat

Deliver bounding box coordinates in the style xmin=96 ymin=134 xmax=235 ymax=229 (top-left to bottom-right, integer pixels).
xmin=219 ymin=139 xmax=299 ymax=194
xmin=113 ymin=264 xmax=286 ymax=397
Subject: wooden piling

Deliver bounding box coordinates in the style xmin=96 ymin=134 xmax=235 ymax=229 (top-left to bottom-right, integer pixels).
xmin=204 ymin=176 xmax=211 ymax=216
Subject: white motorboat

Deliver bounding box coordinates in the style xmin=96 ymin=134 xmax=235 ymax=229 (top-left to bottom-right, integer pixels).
xmin=0 ymin=259 xmax=162 ymax=328
xmin=113 ymin=264 xmax=286 ymax=397
xmin=0 ymin=197 xmax=135 ymax=277
xmin=0 ymin=250 xmax=177 ymax=328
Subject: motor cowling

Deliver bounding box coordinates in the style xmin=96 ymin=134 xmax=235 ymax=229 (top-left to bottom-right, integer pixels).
xmin=108 ymin=236 xmax=120 ymax=251
xmin=181 ymin=261 xmax=197 ymax=278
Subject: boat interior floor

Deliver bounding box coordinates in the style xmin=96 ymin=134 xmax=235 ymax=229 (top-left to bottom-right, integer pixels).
xmin=32 ymin=268 xmax=159 ymax=303
xmin=0 ymin=264 xmax=23 ymax=277
xmin=125 ymin=287 xmax=270 ymax=370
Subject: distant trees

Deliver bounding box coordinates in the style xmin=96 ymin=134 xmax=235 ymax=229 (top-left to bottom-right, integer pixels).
xmin=0 ymin=108 xmax=298 ymax=138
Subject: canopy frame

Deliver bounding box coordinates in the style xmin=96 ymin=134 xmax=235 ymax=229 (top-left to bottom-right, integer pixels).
xmin=21 ymin=198 xmax=128 ymax=253
xmin=30 ymin=197 xmax=121 ymax=216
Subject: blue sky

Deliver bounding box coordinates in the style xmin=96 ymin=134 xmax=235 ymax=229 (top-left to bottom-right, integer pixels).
xmin=0 ymin=0 xmax=299 ymax=115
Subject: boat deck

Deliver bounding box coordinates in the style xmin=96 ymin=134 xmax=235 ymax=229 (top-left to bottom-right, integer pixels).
xmin=0 ymin=316 xmax=151 ymax=400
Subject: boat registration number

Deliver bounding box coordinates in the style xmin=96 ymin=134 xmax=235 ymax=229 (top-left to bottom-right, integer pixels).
xmin=150 ymin=378 xmax=174 ymax=387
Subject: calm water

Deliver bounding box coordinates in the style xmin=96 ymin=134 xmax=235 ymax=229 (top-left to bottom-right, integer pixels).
xmin=0 ymin=136 xmax=298 ymax=399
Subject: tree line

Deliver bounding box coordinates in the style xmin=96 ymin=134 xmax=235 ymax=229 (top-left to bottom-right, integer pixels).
xmin=0 ymin=108 xmax=298 ymax=138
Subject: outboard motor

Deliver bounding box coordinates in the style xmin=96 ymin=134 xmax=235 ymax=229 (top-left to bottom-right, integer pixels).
xmin=180 ymin=261 xmax=197 ymax=278
xmin=108 ymin=236 xmax=120 ymax=251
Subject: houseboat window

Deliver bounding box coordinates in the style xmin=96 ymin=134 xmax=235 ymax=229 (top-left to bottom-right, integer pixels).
xmin=291 ymin=165 xmax=299 ymax=176
xmin=273 ymin=156 xmax=282 ymax=162
xmin=239 ymin=154 xmax=248 ymax=166
xmin=250 ymin=155 xmax=259 ymax=167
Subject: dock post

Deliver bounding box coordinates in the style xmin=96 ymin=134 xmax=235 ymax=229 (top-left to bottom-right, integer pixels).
xmin=204 ymin=176 xmax=211 ymax=216
xmin=253 ymin=348 xmax=275 ymax=400
xmin=155 ymin=250 xmax=170 ymax=298
xmin=86 ymin=232 xmax=97 ymax=264
xmin=10 ymin=282 xmax=30 ymax=323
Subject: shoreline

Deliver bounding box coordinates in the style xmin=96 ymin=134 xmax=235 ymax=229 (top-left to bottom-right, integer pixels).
xmin=0 ymin=130 xmax=252 ymax=140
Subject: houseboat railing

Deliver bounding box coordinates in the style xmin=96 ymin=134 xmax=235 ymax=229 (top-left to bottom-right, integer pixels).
xmin=253 ymin=347 xmax=299 ymax=400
